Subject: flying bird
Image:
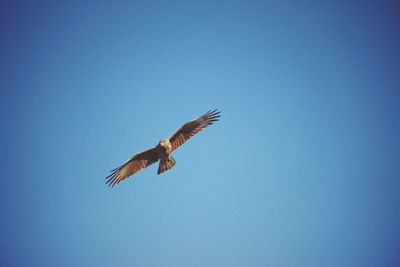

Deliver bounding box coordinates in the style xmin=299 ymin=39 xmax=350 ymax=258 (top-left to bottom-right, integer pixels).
xmin=106 ymin=109 xmax=221 ymax=187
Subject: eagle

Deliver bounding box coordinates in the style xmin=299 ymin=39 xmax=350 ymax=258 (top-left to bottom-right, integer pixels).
xmin=106 ymin=109 xmax=221 ymax=187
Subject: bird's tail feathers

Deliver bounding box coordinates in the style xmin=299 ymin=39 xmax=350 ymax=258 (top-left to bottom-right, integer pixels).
xmin=157 ymin=156 xmax=176 ymax=174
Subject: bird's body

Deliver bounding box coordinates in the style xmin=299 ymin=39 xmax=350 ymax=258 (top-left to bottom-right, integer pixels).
xmin=156 ymin=139 xmax=176 ymax=175
xmin=157 ymin=139 xmax=172 ymax=159
xmin=106 ymin=109 xmax=220 ymax=187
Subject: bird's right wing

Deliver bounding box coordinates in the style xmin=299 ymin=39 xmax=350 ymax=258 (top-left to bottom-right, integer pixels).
xmin=106 ymin=147 xmax=159 ymax=187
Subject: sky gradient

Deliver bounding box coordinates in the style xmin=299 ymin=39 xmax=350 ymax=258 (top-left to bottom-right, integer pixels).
xmin=1 ymin=1 xmax=400 ymax=266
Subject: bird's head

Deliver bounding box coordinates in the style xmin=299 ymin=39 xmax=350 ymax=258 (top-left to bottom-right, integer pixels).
xmin=159 ymin=139 xmax=165 ymax=147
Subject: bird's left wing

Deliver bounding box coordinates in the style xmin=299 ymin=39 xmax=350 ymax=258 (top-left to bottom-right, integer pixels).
xmin=169 ymin=109 xmax=220 ymax=152
xmin=106 ymin=147 xmax=159 ymax=187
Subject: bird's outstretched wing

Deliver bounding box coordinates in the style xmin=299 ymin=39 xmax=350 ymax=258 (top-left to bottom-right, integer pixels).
xmin=106 ymin=147 xmax=159 ymax=187
xmin=169 ymin=109 xmax=220 ymax=152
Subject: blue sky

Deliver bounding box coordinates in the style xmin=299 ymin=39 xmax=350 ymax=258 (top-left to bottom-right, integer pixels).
xmin=1 ymin=1 xmax=400 ymax=266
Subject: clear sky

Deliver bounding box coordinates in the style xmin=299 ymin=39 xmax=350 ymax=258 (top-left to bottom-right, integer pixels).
xmin=1 ymin=1 xmax=400 ymax=266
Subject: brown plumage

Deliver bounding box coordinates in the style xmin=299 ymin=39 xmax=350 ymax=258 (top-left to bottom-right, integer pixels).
xmin=106 ymin=109 xmax=220 ymax=187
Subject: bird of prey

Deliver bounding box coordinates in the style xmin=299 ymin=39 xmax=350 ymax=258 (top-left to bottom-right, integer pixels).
xmin=106 ymin=109 xmax=221 ymax=187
